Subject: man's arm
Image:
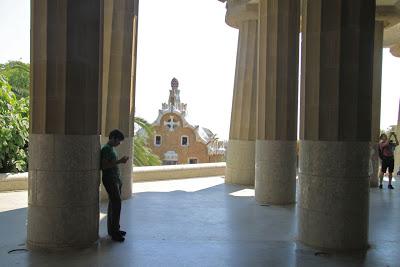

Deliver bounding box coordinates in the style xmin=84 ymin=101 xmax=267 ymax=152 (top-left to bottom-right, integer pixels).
xmin=101 ymin=156 xmax=129 ymax=170
xmin=392 ymin=133 xmax=399 ymax=146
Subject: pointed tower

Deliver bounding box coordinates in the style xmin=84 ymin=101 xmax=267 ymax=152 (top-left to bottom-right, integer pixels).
xmin=162 ymin=77 xmax=187 ymax=116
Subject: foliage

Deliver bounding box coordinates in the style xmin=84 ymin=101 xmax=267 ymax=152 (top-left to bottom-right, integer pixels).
xmin=0 ymin=74 xmax=29 ymax=172
xmin=133 ymin=117 xmax=161 ymax=166
xmin=0 ymin=61 xmax=30 ymax=98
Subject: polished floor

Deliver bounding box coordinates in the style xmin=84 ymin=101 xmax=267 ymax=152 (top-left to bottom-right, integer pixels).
xmin=0 ymin=176 xmax=399 ymax=267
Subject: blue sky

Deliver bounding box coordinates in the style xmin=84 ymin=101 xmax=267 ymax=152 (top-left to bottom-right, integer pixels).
xmin=1 ymin=0 xmax=399 ymax=139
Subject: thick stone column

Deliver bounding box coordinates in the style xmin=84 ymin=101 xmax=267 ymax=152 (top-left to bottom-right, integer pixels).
xmin=101 ymin=0 xmax=138 ymax=200
xmin=370 ymin=21 xmax=384 ymax=187
xmin=255 ymin=0 xmax=300 ymax=205
xmin=299 ymin=0 xmax=375 ymax=250
xmin=225 ymin=0 xmax=258 ymax=186
xmin=395 ymin=100 xmax=400 ymax=175
xmin=28 ymin=0 xmax=101 ymax=250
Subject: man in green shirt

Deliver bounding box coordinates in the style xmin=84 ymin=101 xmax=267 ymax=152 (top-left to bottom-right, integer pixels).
xmin=101 ymin=129 xmax=129 ymax=242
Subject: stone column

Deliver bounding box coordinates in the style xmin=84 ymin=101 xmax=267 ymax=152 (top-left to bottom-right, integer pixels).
xmin=394 ymin=100 xmax=400 ymax=175
xmin=254 ymin=0 xmax=300 ymax=205
xmin=28 ymin=0 xmax=101 ymax=250
xmin=225 ymin=0 xmax=258 ymax=185
xmin=101 ymin=0 xmax=138 ymax=200
xmin=299 ymin=0 xmax=375 ymax=250
xmin=370 ymin=21 xmax=384 ymax=187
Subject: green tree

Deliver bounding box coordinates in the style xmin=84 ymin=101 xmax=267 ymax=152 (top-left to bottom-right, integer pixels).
xmin=0 ymin=74 xmax=29 ymax=172
xmin=133 ymin=117 xmax=162 ymax=166
xmin=0 ymin=61 xmax=30 ymax=98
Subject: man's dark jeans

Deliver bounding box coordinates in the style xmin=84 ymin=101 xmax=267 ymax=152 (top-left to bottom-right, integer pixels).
xmin=102 ymin=177 xmax=122 ymax=236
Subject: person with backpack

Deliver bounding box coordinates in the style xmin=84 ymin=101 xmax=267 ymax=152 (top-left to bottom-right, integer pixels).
xmin=378 ymin=132 xmax=399 ymax=189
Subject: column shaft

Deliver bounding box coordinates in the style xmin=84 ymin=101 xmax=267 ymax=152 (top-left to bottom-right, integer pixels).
xmin=225 ymin=4 xmax=258 ymax=186
xmin=370 ymin=21 xmax=383 ymax=187
xmin=299 ymin=0 xmax=375 ymax=250
xmin=28 ymin=0 xmax=101 ymax=250
xmin=395 ymin=100 xmax=400 ymax=175
xmin=255 ymin=0 xmax=300 ymax=205
xmin=101 ymin=0 xmax=138 ymax=199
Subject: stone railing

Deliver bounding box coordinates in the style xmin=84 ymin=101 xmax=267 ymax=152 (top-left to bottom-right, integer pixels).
xmin=0 ymin=172 xmax=29 ymax=192
xmin=133 ymin=162 xmax=226 ymax=182
xmin=0 ymin=162 xmax=227 ymax=192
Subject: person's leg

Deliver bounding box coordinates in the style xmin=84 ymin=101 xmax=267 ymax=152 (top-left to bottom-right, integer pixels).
xmin=117 ymin=182 xmax=126 ymax=236
xmin=388 ymin=172 xmax=393 ymax=189
xmin=103 ymin=179 xmax=123 ymax=239
xmin=379 ymin=170 xmax=384 ymax=188
xmin=388 ymin=158 xmax=394 ymax=189
xmin=380 ymin=159 xmax=388 ymax=188
xmin=107 ymin=200 xmax=112 ymax=235
xmin=102 ymin=178 xmax=113 ymax=235
xmin=113 ymin=182 xmax=122 ymax=233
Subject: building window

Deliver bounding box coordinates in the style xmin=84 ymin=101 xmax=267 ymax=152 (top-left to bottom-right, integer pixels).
xmin=154 ymin=135 xmax=162 ymax=146
xmin=189 ymin=158 xmax=198 ymax=164
xmin=163 ymin=160 xmax=178 ymax=165
xmin=181 ymin=136 xmax=189 ymax=146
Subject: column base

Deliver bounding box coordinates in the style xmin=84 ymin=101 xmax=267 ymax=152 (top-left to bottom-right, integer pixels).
xmin=255 ymin=140 xmax=296 ymax=205
xmin=298 ymin=141 xmax=370 ymax=251
xmin=225 ymin=139 xmax=255 ymax=186
xmin=27 ymin=134 xmax=100 ymax=250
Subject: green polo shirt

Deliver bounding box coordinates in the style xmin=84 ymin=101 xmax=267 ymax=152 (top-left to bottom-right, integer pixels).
xmin=101 ymin=143 xmax=120 ymax=182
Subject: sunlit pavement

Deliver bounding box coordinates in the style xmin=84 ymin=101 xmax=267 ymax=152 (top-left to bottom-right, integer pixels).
xmin=1 ymin=176 xmax=400 ymax=267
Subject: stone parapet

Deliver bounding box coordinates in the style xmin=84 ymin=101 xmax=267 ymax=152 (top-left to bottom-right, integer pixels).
xmin=0 ymin=172 xmax=28 ymax=192
xmin=1 ymin=163 xmax=226 ymax=192
xmin=133 ymin=163 xmax=226 ymax=182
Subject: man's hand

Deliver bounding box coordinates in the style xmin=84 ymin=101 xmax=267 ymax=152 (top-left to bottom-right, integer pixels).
xmin=118 ymin=156 xmax=129 ymax=164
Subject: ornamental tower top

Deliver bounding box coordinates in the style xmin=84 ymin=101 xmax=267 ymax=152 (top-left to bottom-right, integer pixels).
xmin=162 ymin=77 xmax=187 ymax=115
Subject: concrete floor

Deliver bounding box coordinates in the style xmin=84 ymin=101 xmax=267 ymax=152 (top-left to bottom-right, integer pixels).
xmin=0 ymin=176 xmax=400 ymax=267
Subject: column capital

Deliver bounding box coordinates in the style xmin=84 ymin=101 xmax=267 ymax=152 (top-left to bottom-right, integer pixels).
xmin=225 ymin=0 xmax=258 ymax=28
xmin=390 ymin=43 xmax=400 ymax=57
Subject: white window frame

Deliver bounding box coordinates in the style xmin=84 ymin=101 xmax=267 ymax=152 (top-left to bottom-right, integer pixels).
xmin=181 ymin=135 xmax=189 ymax=146
xmin=154 ymin=135 xmax=162 ymax=146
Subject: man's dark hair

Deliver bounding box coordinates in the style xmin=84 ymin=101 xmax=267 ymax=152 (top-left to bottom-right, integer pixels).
xmin=109 ymin=129 xmax=125 ymax=141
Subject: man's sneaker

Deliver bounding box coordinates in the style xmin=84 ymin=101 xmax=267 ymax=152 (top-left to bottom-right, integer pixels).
xmin=111 ymin=234 xmax=125 ymax=242
xmin=379 ymin=184 xmax=383 ymax=189
xmin=388 ymin=184 xmax=394 ymax=190
xmin=119 ymin=230 xmax=126 ymax=236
